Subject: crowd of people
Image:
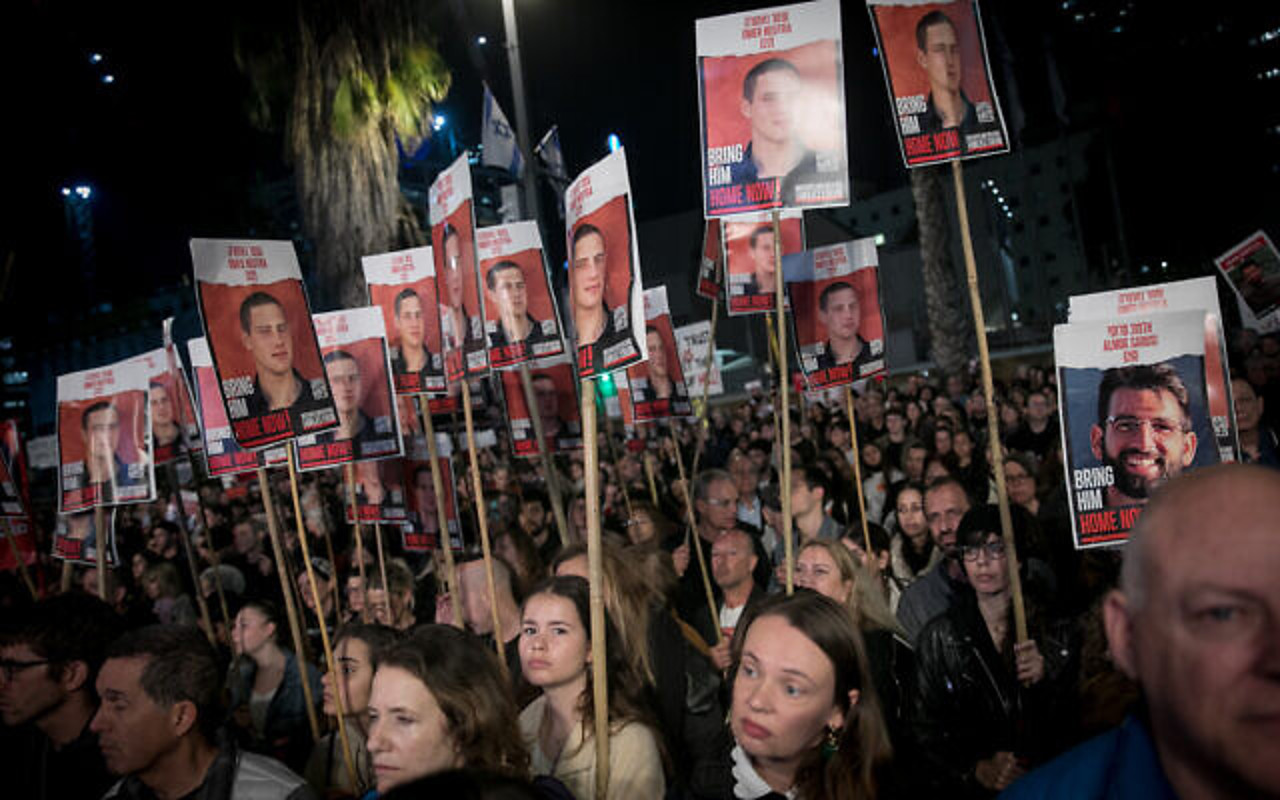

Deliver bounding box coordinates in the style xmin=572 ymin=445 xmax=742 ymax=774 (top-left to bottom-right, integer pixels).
xmin=1 ymin=327 xmax=1279 ymax=799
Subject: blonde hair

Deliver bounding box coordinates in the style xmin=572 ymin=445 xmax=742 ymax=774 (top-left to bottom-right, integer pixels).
xmin=799 ymin=539 xmax=903 ymax=636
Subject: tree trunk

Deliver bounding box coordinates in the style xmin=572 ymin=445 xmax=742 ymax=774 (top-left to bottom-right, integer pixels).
xmin=910 ymin=165 xmax=972 ymax=374
xmin=288 ymin=15 xmax=425 ymax=311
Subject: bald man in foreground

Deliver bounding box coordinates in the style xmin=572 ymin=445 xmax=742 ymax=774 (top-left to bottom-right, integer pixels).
xmin=1002 ymin=463 xmax=1280 ymax=799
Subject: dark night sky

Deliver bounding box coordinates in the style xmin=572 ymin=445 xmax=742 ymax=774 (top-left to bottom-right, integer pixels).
xmin=4 ymin=1 xmax=1280 ymax=336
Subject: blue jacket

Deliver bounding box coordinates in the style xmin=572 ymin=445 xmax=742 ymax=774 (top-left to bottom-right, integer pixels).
xmin=1000 ymin=716 xmax=1177 ymax=800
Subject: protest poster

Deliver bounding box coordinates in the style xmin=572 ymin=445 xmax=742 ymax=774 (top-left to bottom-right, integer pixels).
xmin=429 ymin=154 xmax=489 ymax=380
xmin=628 ymin=287 xmax=694 ymax=420
xmin=1054 ymin=309 xmax=1222 ymax=549
xmin=52 ymin=509 xmax=118 ymax=566
xmin=187 ymin=338 xmax=288 ymax=476
xmin=190 ymin=238 xmax=337 ymax=449
xmin=784 ymin=238 xmax=887 ymax=389
xmin=697 ymin=219 xmax=724 ymax=300
xmin=867 ymin=0 xmax=1009 ymax=167
xmin=0 ymin=454 xmax=23 ymax=518
xmin=722 ymin=209 xmax=805 ymax=314
xmin=565 ymin=148 xmax=647 ymax=378
xmin=402 ymin=434 xmax=462 ymax=552
xmin=161 ymin=318 xmax=204 ymax=456
xmin=346 ymin=457 xmax=408 ymax=524
xmin=1214 ymin=230 xmax=1280 ymax=328
xmin=0 ymin=420 xmax=33 ymax=515
xmin=675 ymin=320 xmax=726 ymax=398
xmin=362 ymin=245 xmax=447 ymax=395
xmin=696 ymin=0 xmax=850 ymax=216
xmin=0 ymin=517 xmax=36 ymax=572
xmin=294 ymin=308 xmax=404 ymax=472
xmin=120 ymin=347 xmax=193 ymax=469
xmin=476 ymin=221 xmax=566 ymax=369
xmin=57 ymin=359 xmax=155 ymax=512
xmin=1069 ymin=277 xmax=1238 ymax=464
xmin=499 ymin=355 xmax=583 ymax=457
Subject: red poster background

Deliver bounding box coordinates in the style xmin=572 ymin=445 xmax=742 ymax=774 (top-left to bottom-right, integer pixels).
xmin=790 ymin=270 xmax=885 ymax=348
xmin=568 ymin=195 xmax=634 ymax=320
xmin=369 ymin=277 xmax=444 ymax=359
xmin=198 ymin=279 xmax=325 ymax=386
xmin=58 ymin=390 xmax=148 ymax=466
xmin=873 ymin=1 xmax=994 ymax=107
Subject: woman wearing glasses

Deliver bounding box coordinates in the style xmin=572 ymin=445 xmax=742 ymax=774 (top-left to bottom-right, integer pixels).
xmin=912 ymin=504 xmax=1078 ymax=797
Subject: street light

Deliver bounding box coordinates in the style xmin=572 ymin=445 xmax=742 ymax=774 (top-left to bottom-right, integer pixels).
xmin=433 ymin=114 xmax=446 ymax=131
xmin=477 ymin=35 xmax=488 ymax=45
xmin=90 ymin=53 xmax=103 ymax=64
xmin=607 ymin=133 xmax=621 ymax=153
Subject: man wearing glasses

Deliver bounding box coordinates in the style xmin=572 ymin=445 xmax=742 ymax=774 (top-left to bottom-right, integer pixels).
xmin=1089 ymin=363 xmax=1199 ymax=509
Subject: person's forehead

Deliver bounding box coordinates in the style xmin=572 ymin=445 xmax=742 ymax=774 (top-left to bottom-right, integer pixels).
xmin=752 ymin=68 xmax=799 ymax=94
xmin=925 ymin=483 xmax=966 ymax=510
xmin=326 ymin=359 xmax=359 ymax=375
xmin=573 ymin=231 xmax=604 ymax=256
xmin=1107 ymin=387 xmax=1182 ymax=416
xmin=398 ymin=294 xmax=422 ymax=313
xmin=99 ymin=656 xmax=148 ymax=691
xmin=0 ymin=641 xmax=41 ymax=660
xmin=741 ymin=615 xmax=833 ymax=681
xmin=924 ymin=20 xmax=958 ymax=46
xmin=87 ymin=406 xmax=119 ymax=424
xmin=249 ymin=303 xmax=286 ymax=325
xmin=1147 ymin=492 xmax=1280 ymax=599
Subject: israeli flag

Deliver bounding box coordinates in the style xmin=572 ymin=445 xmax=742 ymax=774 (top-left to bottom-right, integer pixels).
xmin=481 ymin=84 xmax=523 ymax=177
xmin=534 ymin=125 xmax=567 ymax=183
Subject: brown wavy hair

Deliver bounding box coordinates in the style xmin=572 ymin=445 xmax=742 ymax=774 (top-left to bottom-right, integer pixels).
xmin=376 ymin=624 xmax=530 ymax=779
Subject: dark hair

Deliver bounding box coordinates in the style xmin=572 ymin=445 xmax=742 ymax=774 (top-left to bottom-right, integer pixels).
xmin=323 ymin=349 xmax=358 ymax=368
xmin=1096 ymin=363 xmax=1192 ymax=429
xmin=748 ymin=223 xmax=774 ymax=249
xmin=394 ymin=287 xmax=420 ymax=317
xmin=378 ymin=625 xmax=530 ymax=778
xmin=819 ymin=281 xmax=858 ymax=312
xmin=0 ymin=592 xmax=124 ymax=691
xmin=239 ymin=598 xmax=282 ymax=642
xmin=730 ymin=592 xmax=892 ymax=800
xmin=486 ymin=260 xmax=523 ymax=291
xmin=742 ymin=57 xmax=800 ymax=101
xmin=915 ymin=9 xmax=956 ymax=51
xmin=105 ymin=625 xmax=222 ymax=740
xmin=570 ymin=223 xmax=604 ymax=253
xmin=238 ymin=290 xmax=284 ymax=334
xmin=956 ymin=503 xmax=1039 ymax=568
xmin=81 ymin=400 xmax=115 ymax=431
xmin=333 ymin=623 xmax=399 ymax=673
xmin=520 ymin=488 xmax=550 ymax=512
xmin=793 ymin=464 xmax=830 ymax=499
xmin=381 ymin=768 xmax=542 ymax=800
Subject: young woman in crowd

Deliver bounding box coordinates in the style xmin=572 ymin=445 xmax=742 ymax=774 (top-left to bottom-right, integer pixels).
xmin=227 ymin=599 xmax=324 ymax=772
xmin=365 ymin=624 xmax=530 ymax=796
xmin=912 ymin=504 xmax=1077 ymax=796
xmin=888 ymin=481 xmax=938 ymax=589
xmin=518 ymin=575 xmax=665 ymax=798
xmin=305 ymin=623 xmax=398 ymax=797
xmin=142 ymin=561 xmax=197 ymax=627
xmin=727 ymin=591 xmax=893 ymax=799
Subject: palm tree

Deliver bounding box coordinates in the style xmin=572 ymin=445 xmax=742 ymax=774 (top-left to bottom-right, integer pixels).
xmin=236 ymin=1 xmax=451 ymax=309
xmin=910 ymin=165 xmax=972 ymax=374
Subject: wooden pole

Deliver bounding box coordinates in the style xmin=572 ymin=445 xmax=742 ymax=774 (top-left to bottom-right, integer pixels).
xmin=602 ymin=414 xmax=635 ymax=520
xmin=669 ymin=428 xmax=722 ymax=647
xmin=643 ymin=450 xmax=659 ymax=505
xmin=517 ymin=366 xmax=570 ymax=548
xmin=688 ymin=286 xmax=721 ymax=482
xmin=418 ymin=397 xmax=463 ymax=628
xmin=285 ymin=445 xmax=358 ymax=786
xmin=373 ymin=521 xmax=390 ymax=625
xmin=179 ymin=453 xmax=233 ymax=644
xmin=255 ymin=467 xmax=322 ymax=741
xmin=166 ymin=468 xmax=216 ymax=647
xmin=844 ymin=387 xmax=874 ymax=556
xmin=319 ymin=514 xmax=343 ymax=625
xmin=343 ymin=464 xmax=370 ymax=623
xmin=60 ymin=559 xmax=74 ymax=592
xmin=772 ymin=210 xmax=795 ymax=595
xmin=951 ymin=160 xmax=1027 ymax=643
xmin=579 ymin=378 xmax=611 ymax=798
xmin=94 ymin=504 xmax=107 ymax=600
xmin=460 ymin=380 xmax=507 ymax=669
xmin=4 ymin=523 xmax=37 ymax=600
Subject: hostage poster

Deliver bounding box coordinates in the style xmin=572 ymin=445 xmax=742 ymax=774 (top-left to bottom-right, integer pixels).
xmin=867 ymin=0 xmax=1009 ymax=167
xmin=784 ymin=238 xmax=887 ymax=389
xmin=696 ymin=0 xmax=850 ymax=216
xmin=1214 ymin=230 xmax=1280 ymax=329
xmin=57 ymin=359 xmax=155 ymax=512
xmin=1054 ymin=309 xmax=1222 ymax=549
xmin=345 ymin=457 xmax=408 ymax=525
xmin=430 ymin=154 xmax=489 ymax=380
xmin=53 ymin=509 xmax=118 ymax=566
xmin=188 ymin=338 xmax=289 ymax=476
xmin=723 ymin=209 xmax=805 ymax=314
xmin=696 ymin=218 xmax=724 ymax=301
xmin=402 ymin=433 xmax=462 ymax=552
xmin=499 ymin=355 xmax=584 ymax=457
xmin=565 ymin=148 xmax=647 ymax=377
xmin=476 ymin=221 xmax=566 ymax=369
xmin=190 ymin=238 xmax=337 ymax=449
xmin=362 ymin=245 xmax=447 ymax=395
xmin=161 ymin=318 xmax=205 ymax=462
xmin=627 ymin=287 xmax=694 ymax=421
xmin=1069 ymin=277 xmax=1238 ymax=464
xmin=294 ymin=307 xmax=404 ymax=472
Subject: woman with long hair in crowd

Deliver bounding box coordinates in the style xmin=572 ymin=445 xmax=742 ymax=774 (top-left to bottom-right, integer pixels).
xmin=518 ymin=575 xmax=665 ymax=798
xmin=142 ymin=561 xmax=197 ymax=627
xmin=227 ymin=599 xmax=323 ymax=772
xmin=887 ymin=481 xmax=938 ymax=589
xmin=727 ymin=591 xmax=893 ymax=799
xmin=305 ymin=622 xmax=398 ymax=797
xmin=365 ymin=624 xmax=530 ymax=796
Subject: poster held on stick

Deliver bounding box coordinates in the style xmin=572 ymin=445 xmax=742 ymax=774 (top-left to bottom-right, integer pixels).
xmin=695 ymin=0 xmax=851 ymax=216
xmin=696 ymin=219 xmax=724 ymax=300
xmin=362 ymin=245 xmax=447 ymax=395
xmin=459 ymin=379 xmax=507 ymax=668
xmin=52 ymin=508 xmax=118 ymax=566
xmin=187 ymin=338 xmax=290 ymax=475
xmin=190 ymin=238 xmax=338 ymax=449
xmin=565 ymin=148 xmax=647 ymax=378
xmin=867 ymin=0 xmax=1010 ymax=167
xmin=430 ymin=154 xmax=489 ymax=381
xmin=476 ymin=221 xmax=566 ymax=369
xmin=416 ymin=397 xmax=463 ymax=627
xmin=770 ymin=211 xmax=795 ymax=595
xmin=722 ymin=210 xmax=804 ymax=315
xmin=1214 ymin=230 xmax=1280 ymax=330
xmin=499 ymin=356 xmax=583 ymax=457
xmin=577 ymin=378 xmax=611 ymax=798
xmin=515 ymin=365 xmax=572 ymax=548
xmin=628 ymin=287 xmax=694 ymax=422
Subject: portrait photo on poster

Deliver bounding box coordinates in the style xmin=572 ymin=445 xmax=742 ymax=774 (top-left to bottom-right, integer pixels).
xmin=477 ymin=221 xmax=565 ymax=369
xmin=346 ymin=457 xmax=408 ymax=524
xmin=57 ymin=361 xmax=154 ymax=513
xmin=696 ymin=0 xmax=850 ymax=216
xmin=53 ymin=509 xmax=118 ymax=566
xmin=500 ymin=356 xmax=583 ymax=457
xmin=867 ymin=0 xmax=1009 ymax=167
xmin=296 ymin=336 xmax=403 ymax=470
xmin=187 ymin=338 xmax=289 ymax=477
xmin=697 ymin=218 xmax=724 ymax=301
xmin=722 ymin=209 xmax=805 ymax=315
xmin=785 ymin=239 xmax=887 ymax=389
xmin=628 ymin=287 xmax=694 ymax=421
xmin=363 ymin=245 xmax=447 ymax=396
xmin=127 ymin=348 xmax=191 ymax=468
xmin=403 ymin=456 xmax=461 ymax=551
xmin=1214 ymin=230 xmax=1280 ymax=323
xmin=430 ymin=153 xmax=488 ymax=380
